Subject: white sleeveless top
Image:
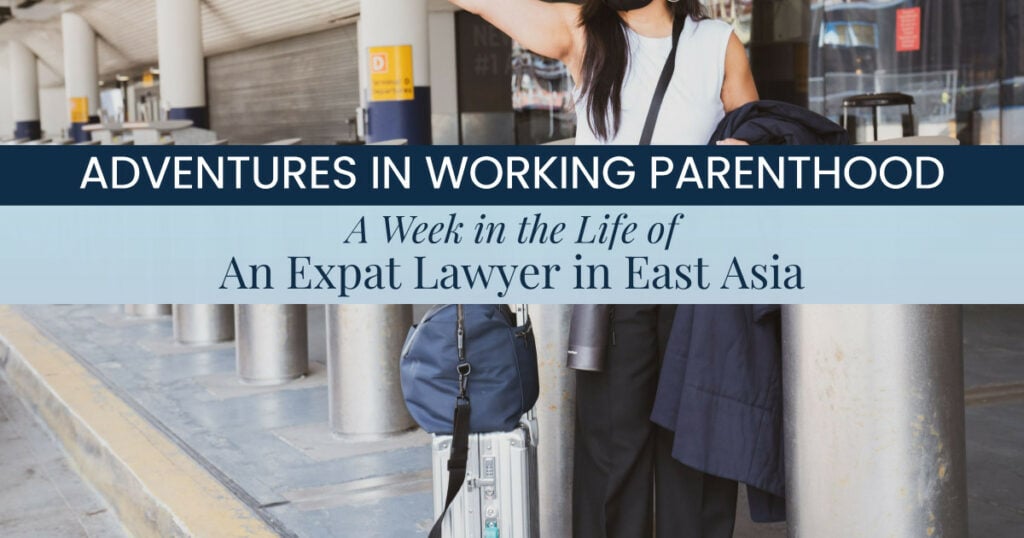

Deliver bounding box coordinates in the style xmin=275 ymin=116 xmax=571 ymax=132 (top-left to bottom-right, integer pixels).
xmin=574 ymin=17 xmax=734 ymax=145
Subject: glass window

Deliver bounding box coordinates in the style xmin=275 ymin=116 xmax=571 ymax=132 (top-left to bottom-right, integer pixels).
xmin=511 ymin=44 xmax=576 ymax=145
xmin=809 ymin=0 xmax=1023 ymax=144
xmin=819 ymin=22 xmax=878 ymax=48
xmin=848 ymin=23 xmax=878 ymax=48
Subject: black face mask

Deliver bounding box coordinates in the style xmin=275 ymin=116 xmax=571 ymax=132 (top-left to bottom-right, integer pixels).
xmin=602 ymin=0 xmax=654 ymax=11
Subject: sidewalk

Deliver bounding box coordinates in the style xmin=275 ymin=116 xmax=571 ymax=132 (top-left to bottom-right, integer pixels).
xmin=0 ymin=370 xmax=126 ymax=537
xmin=5 ymin=304 xmax=434 ymax=537
xmin=1 ymin=304 xmax=1022 ymax=537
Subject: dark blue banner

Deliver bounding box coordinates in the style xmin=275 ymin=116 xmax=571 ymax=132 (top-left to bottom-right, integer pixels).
xmin=0 ymin=145 xmax=1019 ymax=205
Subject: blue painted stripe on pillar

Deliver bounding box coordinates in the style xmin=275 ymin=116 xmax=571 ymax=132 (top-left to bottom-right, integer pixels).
xmin=367 ymin=87 xmax=432 ymax=145
xmin=168 ymin=106 xmax=209 ymax=129
xmin=14 ymin=120 xmax=41 ymax=141
xmin=69 ymin=116 xmax=100 ymax=143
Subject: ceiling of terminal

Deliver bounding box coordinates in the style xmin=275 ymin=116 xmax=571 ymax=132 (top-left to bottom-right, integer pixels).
xmin=0 ymin=0 xmax=361 ymax=86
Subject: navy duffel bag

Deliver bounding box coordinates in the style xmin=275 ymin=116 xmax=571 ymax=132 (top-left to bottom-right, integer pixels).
xmin=400 ymin=304 xmax=539 ymax=434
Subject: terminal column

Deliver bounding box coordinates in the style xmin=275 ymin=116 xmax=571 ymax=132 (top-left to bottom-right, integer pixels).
xmin=326 ymin=305 xmax=415 ymax=436
xmin=782 ymin=305 xmax=968 ymax=537
xmin=8 ymin=42 xmax=40 ymax=140
xmin=173 ymin=304 xmax=234 ymax=345
xmin=359 ymin=0 xmax=432 ymax=144
xmin=235 ymin=305 xmax=308 ymax=385
xmin=61 ymin=13 xmax=100 ymax=142
xmin=529 ymin=304 xmax=575 ymax=538
xmin=155 ymin=0 xmax=207 ymax=127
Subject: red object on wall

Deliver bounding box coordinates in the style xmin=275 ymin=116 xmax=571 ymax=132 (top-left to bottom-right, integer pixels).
xmin=896 ymin=7 xmax=922 ymax=52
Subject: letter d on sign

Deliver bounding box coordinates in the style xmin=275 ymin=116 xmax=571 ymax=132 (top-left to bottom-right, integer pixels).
xmin=112 ymin=157 xmax=140 ymax=189
xmin=917 ymin=157 xmax=944 ymax=189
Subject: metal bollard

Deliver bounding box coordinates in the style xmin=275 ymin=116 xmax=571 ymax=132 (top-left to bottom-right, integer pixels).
xmin=173 ymin=304 xmax=235 ymax=345
xmin=782 ymin=305 xmax=967 ymax=537
xmin=124 ymin=304 xmax=172 ymax=318
xmin=327 ymin=304 xmax=415 ymax=436
xmin=235 ymin=305 xmax=308 ymax=385
xmin=306 ymin=305 xmax=328 ymax=364
xmin=529 ymin=304 xmax=575 ymax=538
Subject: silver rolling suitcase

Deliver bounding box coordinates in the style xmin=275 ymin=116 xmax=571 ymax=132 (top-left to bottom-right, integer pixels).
xmin=431 ymin=414 xmax=540 ymax=538
xmin=430 ymin=305 xmax=539 ymax=538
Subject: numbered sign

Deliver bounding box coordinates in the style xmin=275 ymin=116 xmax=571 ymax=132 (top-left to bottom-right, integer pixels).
xmin=369 ymin=45 xmax=414 ymax=102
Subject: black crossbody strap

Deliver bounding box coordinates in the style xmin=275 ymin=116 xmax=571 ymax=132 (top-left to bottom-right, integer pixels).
xmin=430 ymin=399 xmax=470 ymax=538
xmin=430 ymin=305 xmax=471 ymax=538
xmin=639 ymin=16 xmax=685 ymax=146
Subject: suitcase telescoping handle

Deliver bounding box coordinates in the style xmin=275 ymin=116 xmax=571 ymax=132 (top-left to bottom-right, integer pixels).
xmin=514 ymin=304 xmax=529 ymax=326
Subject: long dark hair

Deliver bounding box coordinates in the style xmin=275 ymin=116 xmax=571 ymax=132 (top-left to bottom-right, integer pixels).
xmin=578 ymin=0 xmax=707 ymax=141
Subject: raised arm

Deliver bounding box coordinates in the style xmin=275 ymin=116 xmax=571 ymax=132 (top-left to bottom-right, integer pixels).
xmin=449 ymin=0 xmax=582 ymax=66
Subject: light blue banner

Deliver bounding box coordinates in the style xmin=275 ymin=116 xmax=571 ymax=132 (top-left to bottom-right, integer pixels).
xmin=0 ymin=206 xmax=1018 ymax=304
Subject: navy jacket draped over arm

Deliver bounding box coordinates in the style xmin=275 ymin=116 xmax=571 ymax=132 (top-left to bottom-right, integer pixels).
xmin=651 ymin=101 xmax=845 ymax=523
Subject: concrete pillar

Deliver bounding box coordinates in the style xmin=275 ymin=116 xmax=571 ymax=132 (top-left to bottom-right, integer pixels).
xmin=235 ymin=305 xmax=308 ymax=385
xmin=359 ymin=0 xmax=431 ymax=144
xmin=327 ymin=305 xmax=415 ymax=436
xmin=428 ymin=10 xmax=459 ymax=144
xmin=173 ymin=304 xmax=234 ymax=345
xmin=8 ymin=42 xmax=40 ymax=140
xmin=155 ymin=0 xmax=207 ymax=127
xmin=124 ymin=304 xmax=171 ymax=318
xmin=529 ymin=304 xmax=575 ymax=538
xmin=61 ymin=12 xmax=100 ymax=142
xmin=782 ymin=305 xmax=968 ymax=537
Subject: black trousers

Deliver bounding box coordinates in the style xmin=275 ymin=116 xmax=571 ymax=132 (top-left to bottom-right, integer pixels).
xmin=573 ymin=305 xmax=738 ymax=538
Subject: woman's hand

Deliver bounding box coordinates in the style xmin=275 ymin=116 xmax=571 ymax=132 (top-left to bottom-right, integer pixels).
xmin=716 ymin=138 xmax=750 ymax=145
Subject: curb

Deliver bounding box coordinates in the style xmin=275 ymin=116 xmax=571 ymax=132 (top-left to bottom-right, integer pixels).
xmin=0 ymin=306 xmax=279 ymax=538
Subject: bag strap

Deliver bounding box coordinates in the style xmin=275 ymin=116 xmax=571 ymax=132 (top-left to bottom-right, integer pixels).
xmin=639 ymin=16 xmax=685 ymax=146
xmin=430 ymin=305 xmax=471 ymax=538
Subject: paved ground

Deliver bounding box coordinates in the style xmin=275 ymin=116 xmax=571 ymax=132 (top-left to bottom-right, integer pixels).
xmin=962 ymin=306 xmax=1024 ymax=537
xmin=0 ymin=370 xmax=127 ymax=538
xmin=3 ymin=304 xmax=1023 ymax=537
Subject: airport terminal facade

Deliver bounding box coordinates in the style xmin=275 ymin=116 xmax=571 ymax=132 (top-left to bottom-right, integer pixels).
xmin=0 ymin=2 xmax=1022 ymax=538
xmin=0 ymin=0 xmax=1021 ymax=146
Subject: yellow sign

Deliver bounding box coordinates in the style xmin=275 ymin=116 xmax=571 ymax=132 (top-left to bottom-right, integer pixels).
xmin=369 ymin=45 xmax=414 ymax=102
xmin=70 ymin=97 xmax=89 ymax=123
xmin=142 ymin=72 xmax=155 ymax=88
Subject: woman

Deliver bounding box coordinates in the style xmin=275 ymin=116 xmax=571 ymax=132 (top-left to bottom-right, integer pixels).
xmin=448 ymin=1 xmax=759 ymax=537
xmin=450 ymin=0 xmax=757 ymax=145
